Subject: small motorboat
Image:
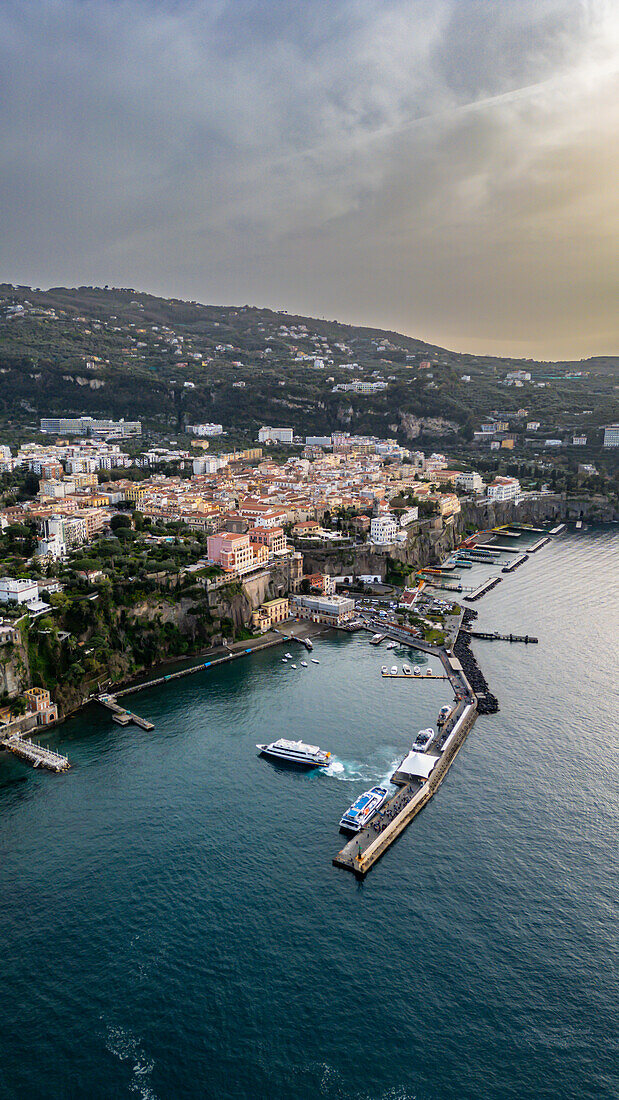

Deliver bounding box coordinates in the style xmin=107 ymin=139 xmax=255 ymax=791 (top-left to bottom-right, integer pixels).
xmin=300 ymin=661 xmax=308 ymax=667
xmin=290 ymin=663 xmax=297 ymax=669
xmin=402 ymin=665 xmax=412 ymax=676
xmin=311 ymin=659 xmax=320 ymax=664
xmin=282 ymin=658 xmax=288 ymax=663
xmin=413 ymin=666 xmax=421 ymax=676
xmin=381 ymin=665 xmax=388 ymax=675
xmin=390 ymin=665 xmax=398 ymax=676
xmin=426 ymin=668 xmax=434 ymax=676
xmin=285 ymin=652 xmax=293 ymax=659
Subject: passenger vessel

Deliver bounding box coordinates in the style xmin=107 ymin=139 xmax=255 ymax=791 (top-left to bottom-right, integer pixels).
xmin=339 ymin=785 xmax=390 ymax=832
xmin=256 ymin=738 xmax=331 ymax=767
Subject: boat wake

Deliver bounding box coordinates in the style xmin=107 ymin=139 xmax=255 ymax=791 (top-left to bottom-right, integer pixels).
xmin=323 ymin=754 xmax=400 ymax=787
xmin=104 ymin=1023 xmax=158 ymax=1099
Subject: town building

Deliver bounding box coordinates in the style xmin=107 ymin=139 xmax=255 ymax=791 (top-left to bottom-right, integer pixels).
xmin=370 ymin=514 xmax=397 ymax=544
xmin=291 ymin=593 xmax=355 ymax=626
xmin=248 ymin=526 xmax=287 ymax=556
xmin=251 ymin=597 xmax=290 ymax=633
xmin=24 ymin=687 xmax=59 ymax=726
xmin=455 ymin=471 xmax=483 ymax=494
xmin=0 ymin=577 xmax=40 ymax=606
xmin=487 ymin=476 xmax=521 ymax=503
xmin=187 ymin=423 xmax=224 ymax=436
xmin=603 ymin=425 xmax=619 ymax=448
xmin=206 ymin=532 xmax=267 ymax=575
xmin=258 ymin=426 xmax=294 ymax=444
xmin=40 ymin=417 xmax=141 ymax=437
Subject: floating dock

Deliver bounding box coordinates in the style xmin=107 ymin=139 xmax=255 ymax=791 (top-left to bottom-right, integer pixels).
xmin=96 ymin=694 xmax=154 ymax=730
xmin=2 ymin=733 xmax=70 ymax=772
xmin=502 ymin=552 xmax=528 ymax=573
xmin=529 ymin=536 xmax=552 ymax=552
xmin=465 ymin=576 xmax=502 ymax=602
xmin=549 ymin=523 xmax=565 ymax=534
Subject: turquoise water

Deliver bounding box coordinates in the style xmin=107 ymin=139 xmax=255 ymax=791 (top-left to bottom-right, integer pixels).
xmin=1 ymin=528 xmax=617 ymax=1099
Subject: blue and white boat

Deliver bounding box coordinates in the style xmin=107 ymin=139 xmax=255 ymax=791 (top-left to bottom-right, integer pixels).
xmin=339 ymin=785 xmax=390 ymax=833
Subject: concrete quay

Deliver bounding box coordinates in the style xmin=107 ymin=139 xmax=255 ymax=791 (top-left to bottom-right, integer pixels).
xmin=333 ymin=682 xmax=477 ymax=878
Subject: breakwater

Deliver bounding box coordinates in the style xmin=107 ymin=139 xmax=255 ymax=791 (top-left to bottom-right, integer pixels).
xmin=454 ymin=610 xmax=499 ymax=714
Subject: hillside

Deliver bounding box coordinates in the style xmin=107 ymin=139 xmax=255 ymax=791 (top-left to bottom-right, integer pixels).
xmin=0 ymin=284 xmax=616 ymax=448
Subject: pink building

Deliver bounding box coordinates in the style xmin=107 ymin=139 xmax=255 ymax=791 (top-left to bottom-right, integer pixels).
xmin=207 ymin=532 xmax=268 ymax=575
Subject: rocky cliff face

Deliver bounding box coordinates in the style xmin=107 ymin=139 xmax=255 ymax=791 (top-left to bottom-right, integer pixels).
xmin=299 ymin=495 xmax=583 ymax=579
xmin=0 ymin=637 xmax=30 ymax=698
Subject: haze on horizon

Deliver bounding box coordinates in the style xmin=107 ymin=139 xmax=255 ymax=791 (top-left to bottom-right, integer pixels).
xmin=0 ymin=0 xmax=617 ymax=361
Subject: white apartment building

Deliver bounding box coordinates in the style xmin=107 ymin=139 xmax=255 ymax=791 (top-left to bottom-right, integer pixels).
xmin=487 ymin=476 xmax=521 ymax=503
xmin=0 ymin=577 xmax=40 ymax=605
xmin=456 ymin=471 xmax=484 ymax=494
xmin=187 ymin=423 xmax=224 ymax=436
xmin=603 ymin=424 xmax=619 ymax=448
xmin=40 ymin=417 xmax=141 ymax=437
xmin=370 ymin=514 xmax=398 ymax=544
xmin=258 ymin=427 xmax=294 ymax=444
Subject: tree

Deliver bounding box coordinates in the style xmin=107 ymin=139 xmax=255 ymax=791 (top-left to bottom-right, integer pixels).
xmin=110 ymin=513 xmax=132 ymax=531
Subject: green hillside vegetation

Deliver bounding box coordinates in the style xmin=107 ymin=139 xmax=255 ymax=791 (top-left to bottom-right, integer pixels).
xmin=0 ymin=284 xmax=616 ymax=451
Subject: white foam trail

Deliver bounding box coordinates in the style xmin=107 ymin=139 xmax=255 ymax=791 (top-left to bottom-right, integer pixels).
xmin=323 ymin=755 xmax=400 ymax=786
xmin=104 ymin=1024 xmax=158 ymax=1099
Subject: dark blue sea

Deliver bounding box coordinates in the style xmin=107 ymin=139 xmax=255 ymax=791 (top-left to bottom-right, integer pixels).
xmin=1 ymin=526 xmax=617 ymax=1099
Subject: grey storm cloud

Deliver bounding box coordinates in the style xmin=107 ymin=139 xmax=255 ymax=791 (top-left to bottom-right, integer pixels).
xmin=0 ymin=0 xmax=617 ymax=358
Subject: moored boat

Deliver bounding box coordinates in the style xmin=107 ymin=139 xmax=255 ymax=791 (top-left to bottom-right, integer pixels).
xmin=412 ymin=727 xmax=434 ymax=753
xmin=339 ymin=785 xmax=390 ymax=832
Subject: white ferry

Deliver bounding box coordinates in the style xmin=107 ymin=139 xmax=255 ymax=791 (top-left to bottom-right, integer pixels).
xmin=256 ymin=738 xmax=331 ymax=767
xmin=412 ymin=728 xmax=434 ymax=753
xmin=339 ymin=786 xmax=390 ymax=833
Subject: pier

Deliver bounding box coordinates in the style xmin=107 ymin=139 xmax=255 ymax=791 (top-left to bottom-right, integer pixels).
xmin=529 ymin=536 xmax=552 ymax=552
xmin=96 ymin=693 xmax=155 ymax=729
xmin=463 ymin=630 xmax=538 ymax=643
xmin=502 ymin=552 xmax=528 ymax=573
xmin=333 ymin=697 xmax=477 ymax=878
xmin=1 ymin=733 xmax=70 ymax=772
xmin=381 ymin=671 xmax=449 ymax=679
xmin=465 ymin=576 xmax=502 ymax=601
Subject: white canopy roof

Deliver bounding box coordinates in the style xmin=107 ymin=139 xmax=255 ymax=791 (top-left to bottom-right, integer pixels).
xmin=397 ymin=751 xmax=437 ymax=779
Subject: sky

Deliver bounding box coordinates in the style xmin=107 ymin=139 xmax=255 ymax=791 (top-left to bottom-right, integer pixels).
xmin=0 ymin=0 xmax=617 ymax=360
